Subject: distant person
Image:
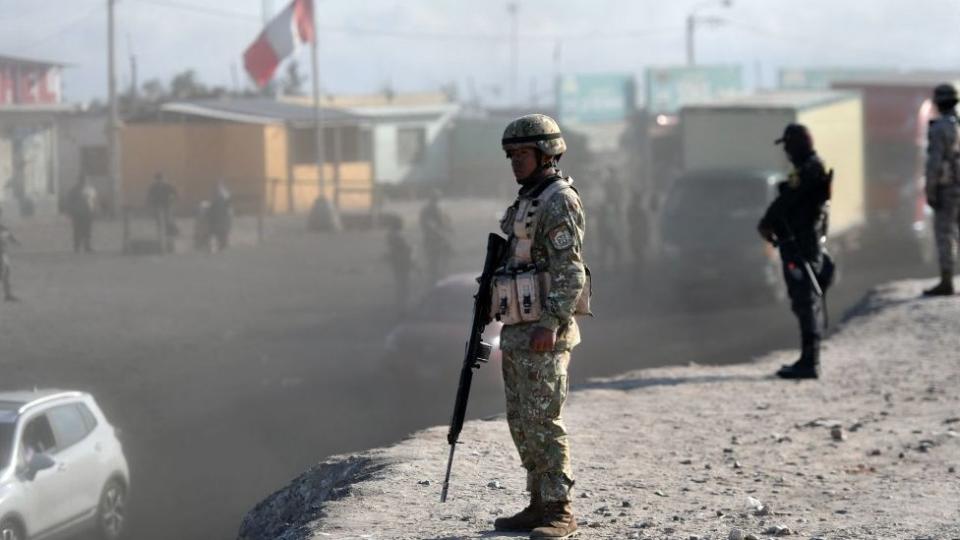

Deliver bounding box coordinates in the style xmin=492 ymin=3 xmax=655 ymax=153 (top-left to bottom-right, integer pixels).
xmin=758 ymin=124 xmax=834 ymax=380
xmin=146 ymin=172 xmax=179 ymax=245
xmin=627 ymin=188 xmax=652 ymax=269
xmin=596 ymin=169 xmax=624 ymax=269
xmin=0 ymin=207 xmax=21 ymax=302
xmin=193 ymin=200 xmax=213 ymax=252
xmin=419 ymin=189 xmax=453 ymax=285
xmin=383 ymin=215 xmax=414 ymax=314
xmin=922 ymin=83 xmax=960 ymax=296
xmin=66 ymin=176 xmax=97 ymax=253
xmin=494 ymin=114 xmax=586 ymax=538
xmin=208 ymin=180 xmax=233 ymax=252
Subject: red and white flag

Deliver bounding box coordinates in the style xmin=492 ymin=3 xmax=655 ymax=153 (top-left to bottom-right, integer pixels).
xmin=243 ymin=0 xmax=315 ymax=87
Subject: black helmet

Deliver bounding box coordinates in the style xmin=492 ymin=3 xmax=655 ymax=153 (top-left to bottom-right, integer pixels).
xmin=775 ymin=123 xmax=815 ymax=164
xmin=933 ymin=83 xmax=958 ymax=107
xmin=774 ymin=123 xmax=812 ymax=147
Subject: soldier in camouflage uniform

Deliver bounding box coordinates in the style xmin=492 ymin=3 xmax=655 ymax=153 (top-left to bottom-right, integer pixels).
xmin=493 ymin=114 xmax=586 ymax=539
xmin=923 ymin=83 xmax=960 ymax=296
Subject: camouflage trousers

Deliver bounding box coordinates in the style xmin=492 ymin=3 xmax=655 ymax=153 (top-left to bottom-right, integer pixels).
xmin=934 ymin=184 xmax=960 ymax=274
xmin=501 ymin=337 xmax=574 ymax=503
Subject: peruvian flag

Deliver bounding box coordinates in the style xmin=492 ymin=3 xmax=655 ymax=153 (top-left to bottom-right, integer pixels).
xmin=243 ymin=0 xmax=315 ymax=87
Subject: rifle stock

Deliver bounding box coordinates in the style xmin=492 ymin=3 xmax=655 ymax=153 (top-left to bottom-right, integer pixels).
xmin=440 ymin=233 xmax=507 ymax=503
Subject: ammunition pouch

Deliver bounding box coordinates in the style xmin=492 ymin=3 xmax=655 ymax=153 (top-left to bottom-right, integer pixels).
xmin=490 ymin=267 xmax=592 ymax=326
xmin=492 ymin=175 xmax=592 ymax=327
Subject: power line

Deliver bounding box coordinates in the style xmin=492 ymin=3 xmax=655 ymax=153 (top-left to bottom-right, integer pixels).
xmin=15 ymin=5 xmax=102 ymax=54
xmin=131 ymin=0 xmax=679 ymax=43
xmin=722 ymin=18 xmax=907 ymax=60
xmin=135 ymin=0 xmax=260 ymax=22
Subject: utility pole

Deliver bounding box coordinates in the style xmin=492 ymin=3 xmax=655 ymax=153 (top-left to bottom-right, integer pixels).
xmin=553 ymin=39 xmax=561 ymax=110
xmin=685 ymin=14 xmax=696 ymax=66
xmin=129 ymin=55 xmax=137 ymax=101
xmin=507 ymin=2 xmax=518 ymax=106
xmin=261 ymin=0 xmax=272 ymax=24
xmin=107 ymin=0 xmax=122 ymax=215
xmin=126 ymin=33 xmax=137 ymax=102
xmin=685 ymin=0 xmax=733 ymax=66
xmin=308 ymin=0 xmax=340 ymax=229
xmin=230 ymin=63 xmax=240 ymax=93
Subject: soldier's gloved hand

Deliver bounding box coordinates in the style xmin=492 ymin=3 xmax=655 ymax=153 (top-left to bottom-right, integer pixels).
xmin=927 ymin=193 xmax=941 ymax=211
xmin=530 ymin=327 xmax=557 ymax=353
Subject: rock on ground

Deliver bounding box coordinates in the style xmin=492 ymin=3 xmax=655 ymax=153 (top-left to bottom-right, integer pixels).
xmin=238 ymin=281 xmax=960 ymax=540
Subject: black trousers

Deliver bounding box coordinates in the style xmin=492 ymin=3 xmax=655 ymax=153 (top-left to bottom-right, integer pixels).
xmin=72 ymin=217 xmax=93 ymax=252
xmin=780 ymin=249 xmax=823 ymax=349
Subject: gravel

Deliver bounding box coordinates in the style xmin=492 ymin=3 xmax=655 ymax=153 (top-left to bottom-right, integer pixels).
xmin=238 ymin=280 xmax=960 ymax=540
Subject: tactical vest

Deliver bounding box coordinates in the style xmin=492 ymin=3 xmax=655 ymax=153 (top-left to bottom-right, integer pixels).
xmin=492 ymin=177 xmax=591 ymax=325
xmin=936 ymin=116 xmax=960 ymax=186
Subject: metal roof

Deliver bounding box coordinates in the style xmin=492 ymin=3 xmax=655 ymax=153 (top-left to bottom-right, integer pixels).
xmin=161 ymin=99 xmax=361 ymax=127
xmin=0 ymin=53 xmax=67 ymax=68
xmin=831 ymin=71 xmax=960 ymax=88
xmin=683 ymin=90 xmax=858 ymax=112
xmin=0 ymin=103 xmax=78 ymax=114
xmin=342 ymin=103 xmax=460 ymax=123
xmin=161 ymin=99 xmax=459 ymax=127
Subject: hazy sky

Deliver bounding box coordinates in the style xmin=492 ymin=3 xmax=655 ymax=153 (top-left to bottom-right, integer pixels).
xmin=2 ymin=0 xmax=959 ymax=104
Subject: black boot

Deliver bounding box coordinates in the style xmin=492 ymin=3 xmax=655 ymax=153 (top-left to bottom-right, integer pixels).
xmin=923 ymin=271 xmax=954 ymax=296
xmin=777 ymin=340 xmax=820 ymax=379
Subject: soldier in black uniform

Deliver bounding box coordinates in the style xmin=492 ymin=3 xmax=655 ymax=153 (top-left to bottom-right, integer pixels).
xmin=0 ymin=207 xmax=21 ymax=302
xmin=146 ymin=172 xmax=179 ymax=244
xmin=758 ymin=124 xmax=833 ymax=380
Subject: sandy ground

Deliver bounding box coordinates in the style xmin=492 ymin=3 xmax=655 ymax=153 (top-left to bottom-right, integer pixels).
xmin=240 ymin=280 xmax=960 ymax=540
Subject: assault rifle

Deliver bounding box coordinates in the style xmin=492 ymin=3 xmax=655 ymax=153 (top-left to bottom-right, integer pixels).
xmin=440 ymin=233 xmax=507 ymax=503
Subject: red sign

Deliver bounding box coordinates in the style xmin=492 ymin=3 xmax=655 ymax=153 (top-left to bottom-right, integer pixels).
xmin=0 ymin=61 xmax=61 ymax=105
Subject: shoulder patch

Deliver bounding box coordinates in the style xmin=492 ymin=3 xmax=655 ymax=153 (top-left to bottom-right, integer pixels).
xmin=548 ymin=224 xmax=575 ymax=250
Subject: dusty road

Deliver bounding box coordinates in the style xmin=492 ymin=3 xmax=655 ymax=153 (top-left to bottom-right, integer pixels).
xmin=0 ymin=203 xmax=931 ymax=540
xmin=241 ymin=279 xmax=960 ymax=540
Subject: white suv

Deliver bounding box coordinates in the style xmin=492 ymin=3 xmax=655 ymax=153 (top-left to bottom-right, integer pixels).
xmin=0 ymin=390 xmax=130 ymax=540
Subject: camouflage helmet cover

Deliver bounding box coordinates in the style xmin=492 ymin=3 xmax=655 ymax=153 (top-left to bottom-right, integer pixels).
xmin=501 ymin=114 xmax=567 ymax=156
xmin=933 ymin=83 xmax=958 ymax=105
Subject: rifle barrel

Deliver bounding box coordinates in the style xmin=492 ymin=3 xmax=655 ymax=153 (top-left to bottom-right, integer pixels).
xmin=439 ymin=233 xmax=506 ymax=503
xmin=440 ymin=442 xmax=456 ymax=502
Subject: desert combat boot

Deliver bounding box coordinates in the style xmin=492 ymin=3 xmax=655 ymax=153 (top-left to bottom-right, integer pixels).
xmin=494 ymin=491 xmax=543 ymax=532
xmin=530 ymin=501 xmax=577 ymax=538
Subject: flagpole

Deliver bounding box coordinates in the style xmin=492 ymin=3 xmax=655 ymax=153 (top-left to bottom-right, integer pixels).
xmin=309 ymin=0 xmax=340 ymax=229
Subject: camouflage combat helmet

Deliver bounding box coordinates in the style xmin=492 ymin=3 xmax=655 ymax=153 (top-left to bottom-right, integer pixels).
xmin=501 ymin=114 xmax=567 ymax=157
xmin=933 ymin=83 xmax=958 ymax=106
